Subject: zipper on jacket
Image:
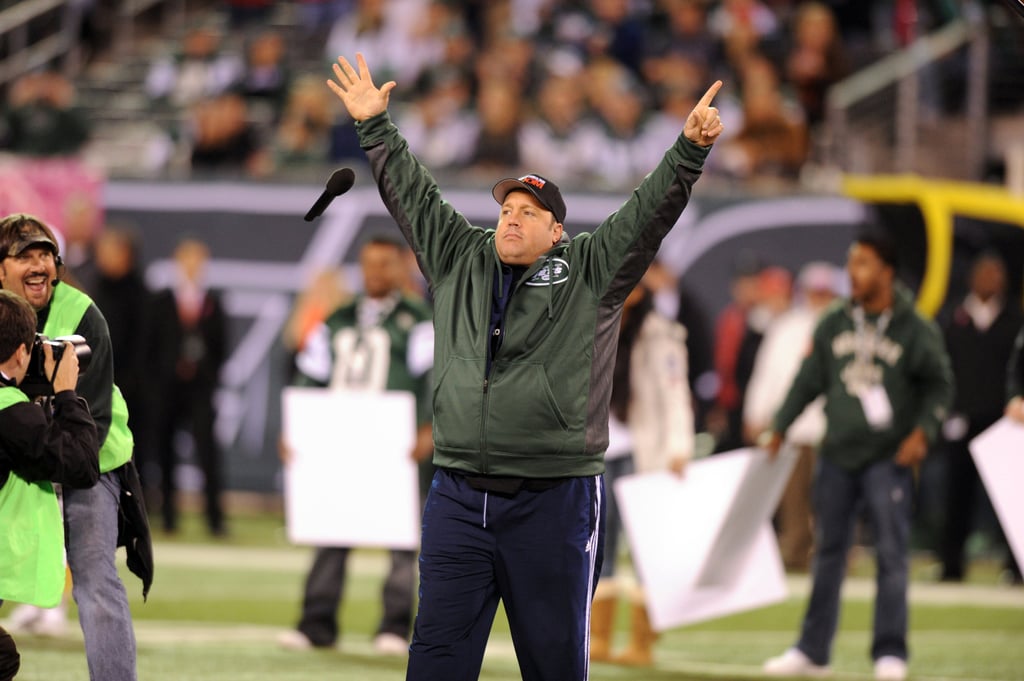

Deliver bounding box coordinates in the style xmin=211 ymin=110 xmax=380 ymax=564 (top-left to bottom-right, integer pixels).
xmin=480 ymin=376 xmax=491 ymax=473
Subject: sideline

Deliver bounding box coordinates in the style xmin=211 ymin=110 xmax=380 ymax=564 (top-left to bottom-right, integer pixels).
xmin=150 ymin=542 xmax=1024 ymax=608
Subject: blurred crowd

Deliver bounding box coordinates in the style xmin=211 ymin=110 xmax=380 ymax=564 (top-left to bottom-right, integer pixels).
xmin=5 ymin=0 xmax=1019 ymax=188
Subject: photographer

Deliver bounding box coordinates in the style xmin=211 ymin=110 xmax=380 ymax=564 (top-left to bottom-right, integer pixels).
xmin=0 ymin=213 xmax=149 ymax=681
xmin=0 ymin=289 xmax=99 ymax=681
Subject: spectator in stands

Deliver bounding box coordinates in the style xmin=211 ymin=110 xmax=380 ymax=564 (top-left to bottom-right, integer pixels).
xmin=937 ymin=252 xmax=1023 ymax=583
xmin=711 ymin=0 xmax=782 ymax=74
xmin=0 ymin=71 xmax=90 ymax=157
xmin=393 ymin=67 xmax=476 ymax=170
xmin=473 ymin=33 xmax=540 ymax=99
xmin=784 ymin=2 xmax=850 ymax=127
xmin=744 ymin=261 xmax=843 ymax=571
xmin=149 ymin=237 xmax=228 ymax=537
xmin=273 ymin=76 xmax=337 ymax=167
xmin=542 ymin=0 xmax=651 ymax=77
xmin=585 ymin=58 xmax=665 ymax=189
xmin=324 ymin=0 xmax=421 ymax=86
xmin=645 ymin=55 xmax=725 ymax=152
xmin=519 ymin=62 xmax=604 ymax=184
xmin=403 ymin=1 xmax=471 ymax=80
xmin=224 ymin=0 xmax=274 ymax=29
xmin=642 ymin=0 xmax=723 ymax=81
xmin=293 ymin=0 xmax=354 ymax=45
xmin=715 ymin=56 xmax=808 ymax=180
xmin=187 ymin=93 xmax=267 ymax=176
xmin=467 ymin=82 xmax=524 ymax=173
xmin=144 ymin=26 xmax=243 ymax=109
xmin=239 ymin=30 xmax=291 ymax=124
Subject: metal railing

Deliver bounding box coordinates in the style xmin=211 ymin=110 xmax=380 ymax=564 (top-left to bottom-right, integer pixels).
xmin=823 ymin=12 xmax=992 ymax=181
xmin=0 ymin=0 xmax=81 ymax=87
xmin=0 ymin=0 xmax=189 ymax=89
xmin=114 ymin=0 xmax=187 ymax=53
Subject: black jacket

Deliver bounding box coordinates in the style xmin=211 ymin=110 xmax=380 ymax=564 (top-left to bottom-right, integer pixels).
xmin=0 ymin=387 xmax=99 ymax=491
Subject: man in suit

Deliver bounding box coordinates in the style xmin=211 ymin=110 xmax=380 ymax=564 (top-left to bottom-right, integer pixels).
xmin=150 ymin=237 xmax=227 ymax=536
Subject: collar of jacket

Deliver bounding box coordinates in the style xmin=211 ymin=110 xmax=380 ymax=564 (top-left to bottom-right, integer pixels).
xmin=489 ymin=237 xmax=569 ymax=319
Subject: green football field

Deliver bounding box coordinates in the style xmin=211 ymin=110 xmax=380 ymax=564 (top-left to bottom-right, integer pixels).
xmin=3 ymin=511 xmax=1022 ymax=681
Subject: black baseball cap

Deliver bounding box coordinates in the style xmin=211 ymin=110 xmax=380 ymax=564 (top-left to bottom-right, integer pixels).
xmin=0 ymin=214 xmax=59 ymax=259
xmin=492 ymin=173 xmax=567 ymax=224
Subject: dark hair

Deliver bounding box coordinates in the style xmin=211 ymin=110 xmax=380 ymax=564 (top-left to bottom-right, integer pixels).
xmin=609 ymin=285 xmax=655 ymax=422
xmin=361 ymin=232 xmax=407 ymax=253
xmin=0 ymin=289 xmax=37 ymax=363
xmin=854 ymin=228 xmax=898 ymax=270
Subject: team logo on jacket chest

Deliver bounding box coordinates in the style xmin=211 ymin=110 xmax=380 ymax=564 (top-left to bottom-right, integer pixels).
xmin=524 ymin=258 xmax=570 ymax=286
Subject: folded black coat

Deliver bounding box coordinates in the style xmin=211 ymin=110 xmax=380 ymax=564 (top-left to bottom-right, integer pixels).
xmin=116 ymin=461 xmax=154 ymax=600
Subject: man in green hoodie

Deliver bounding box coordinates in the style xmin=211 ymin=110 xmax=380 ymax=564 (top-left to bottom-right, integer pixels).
xmin=325 ymin=53 xmax=723 ymax=680
xmin=761 ymin=230 xmax=954 ymax=681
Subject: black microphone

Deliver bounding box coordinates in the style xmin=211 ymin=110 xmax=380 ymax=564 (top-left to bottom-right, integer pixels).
xmin=304 ymin=168 xmax=356 ymax=221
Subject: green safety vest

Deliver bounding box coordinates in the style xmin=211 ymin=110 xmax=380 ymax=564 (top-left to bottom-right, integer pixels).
xmin=0 ymin=387 xmax=65 ymax=607
xmin=44 ymin=283 xmax=133 ymax=473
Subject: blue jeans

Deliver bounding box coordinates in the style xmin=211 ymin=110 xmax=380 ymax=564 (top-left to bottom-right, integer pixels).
xmin=64 ymin=470 xmax=137 ymax=681
xmin=599 ymin=455 xmax=634 ymax=579
xmin=796 ymin=456 xmax=913 ymax=666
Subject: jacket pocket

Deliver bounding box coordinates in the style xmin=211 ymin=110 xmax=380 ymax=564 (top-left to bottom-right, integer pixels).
xmin=486 ymin=362 xmax=570 ymax=456
xmin=432 ymin=356 xmax=484 ymax=452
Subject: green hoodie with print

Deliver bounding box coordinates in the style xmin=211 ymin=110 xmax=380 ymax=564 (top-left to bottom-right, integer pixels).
xmin=355 ymin=111 xmax=710 ymax=479
xmin=773 ymin=285 xmax=954 ymax=471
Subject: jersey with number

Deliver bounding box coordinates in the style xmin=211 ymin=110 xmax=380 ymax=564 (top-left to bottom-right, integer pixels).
xmin=295 ymin=293 xmax=433 ymax=401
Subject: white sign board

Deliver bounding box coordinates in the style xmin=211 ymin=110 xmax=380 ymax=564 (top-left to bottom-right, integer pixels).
xmin=281 ymin=387 xmax=420 ymax=549
xmin=969 ymin=417 xmax=1024 ymax=570
xmin=615 ymin=447 xmax=797 ymax=631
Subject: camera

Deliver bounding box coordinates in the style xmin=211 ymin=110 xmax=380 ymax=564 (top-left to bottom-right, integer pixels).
xmin=21 ymin=333 xmax=91 ymax=398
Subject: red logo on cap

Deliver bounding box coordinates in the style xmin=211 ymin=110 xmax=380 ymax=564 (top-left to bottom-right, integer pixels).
xmin=519 ymin=175 xmax=546 ymax=189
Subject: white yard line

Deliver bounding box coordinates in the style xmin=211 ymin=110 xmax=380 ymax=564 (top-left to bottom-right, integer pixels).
xmin=147 ymin=542 xmax=1024 ymax=608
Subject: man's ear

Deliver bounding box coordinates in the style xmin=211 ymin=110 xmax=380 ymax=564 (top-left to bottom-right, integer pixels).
xmin=13 ymin=342 xmax=29 ymax=370
xmin=552 ymin=222 xmax=564 ymax=244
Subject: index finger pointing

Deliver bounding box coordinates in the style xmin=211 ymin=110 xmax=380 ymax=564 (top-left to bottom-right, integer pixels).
xmin=697 ymin=80 xmax=723 ymax=109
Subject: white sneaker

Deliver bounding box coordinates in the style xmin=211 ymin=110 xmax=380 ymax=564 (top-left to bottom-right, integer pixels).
xmin=31 ymin=604 xmax=68 ymax=638
xmin=4 ymin=604 xmax=43 ymax=633
xmin=277 ymin=630 xmax=314 ymax=650
xmin=373 ymin=632 xmax=408 ymax=656
xmin=874 ymin=656 xmax=908 ymax=681
xmin=763 ymin=648 xmax=832 ymax=677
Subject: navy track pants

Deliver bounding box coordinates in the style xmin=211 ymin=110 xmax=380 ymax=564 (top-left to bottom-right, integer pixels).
xmin=406 ymin=468 xmax=605 ymax=681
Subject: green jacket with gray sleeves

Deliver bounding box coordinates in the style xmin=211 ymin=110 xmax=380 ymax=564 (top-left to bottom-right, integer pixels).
xmin=773 ymin=285 xmax=954 ymax=471
xmin=355 ymin=111 xmax=709 ymax=478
